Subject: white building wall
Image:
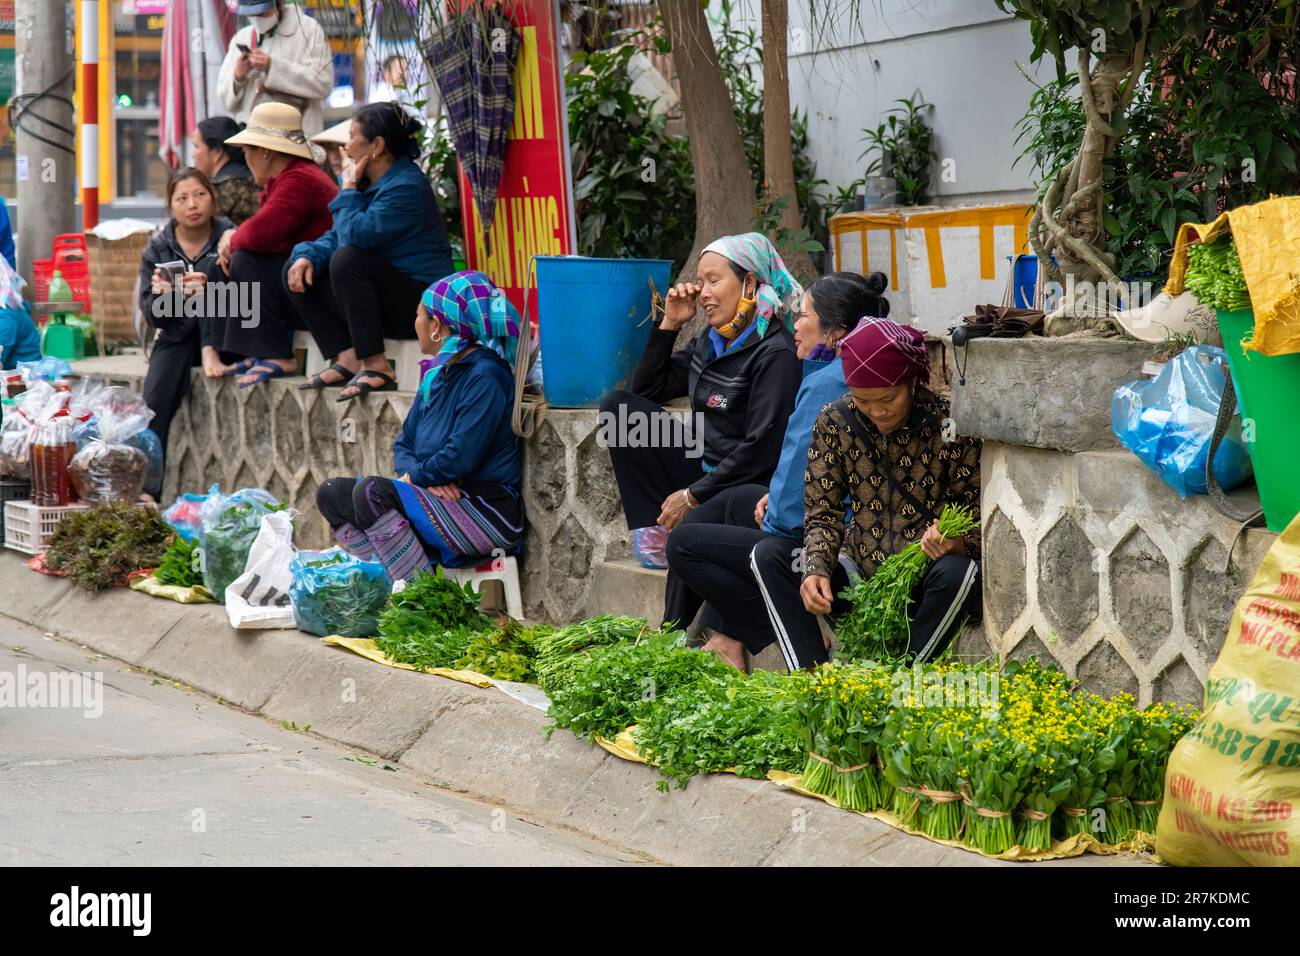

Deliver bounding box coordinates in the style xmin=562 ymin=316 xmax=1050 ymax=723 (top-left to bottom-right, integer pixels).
xmin=722 ymin=0 xmax=1059 ymax=206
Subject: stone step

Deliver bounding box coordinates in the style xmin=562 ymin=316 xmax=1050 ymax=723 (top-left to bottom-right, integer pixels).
xmin=585 ymin=557 xmax=668 ymax=623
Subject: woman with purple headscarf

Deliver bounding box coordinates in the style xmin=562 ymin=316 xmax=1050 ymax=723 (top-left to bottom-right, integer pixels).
xmin=315 ymin=271 xmax=523 ymax=582
xmin=668 ymin=315 xmax=983 ymax=670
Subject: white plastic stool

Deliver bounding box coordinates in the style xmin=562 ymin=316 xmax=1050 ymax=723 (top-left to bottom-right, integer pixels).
xmin=445 ymin=554 xmax=523 ymax=621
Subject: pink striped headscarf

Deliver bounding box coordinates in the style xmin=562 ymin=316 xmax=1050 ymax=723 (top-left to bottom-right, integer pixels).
xmin=840 ymin=317 xmax=930 ymax=387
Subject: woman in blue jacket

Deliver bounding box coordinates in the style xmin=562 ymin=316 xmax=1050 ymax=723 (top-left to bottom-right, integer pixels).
xmin=665 ymin=271 xmax=891 ymax=670
xmin=316 ymin=271 xmax=523 ymax=582
xmin=289 ymin=102 xmax=454 ymax=401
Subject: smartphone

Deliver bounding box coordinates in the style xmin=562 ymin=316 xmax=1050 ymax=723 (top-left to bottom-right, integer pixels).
xmin=237 ymin=43 xmax=251 ymax=54
xmin=156 ymin=260 xmax=186 ymax=285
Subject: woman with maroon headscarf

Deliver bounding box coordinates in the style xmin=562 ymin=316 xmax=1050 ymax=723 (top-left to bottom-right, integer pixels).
xmin=668 ymin=316 xmax=982 ymax=670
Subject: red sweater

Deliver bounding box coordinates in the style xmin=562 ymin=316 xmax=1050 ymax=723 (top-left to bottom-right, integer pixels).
xmin=229 ymin=158 xmax=338 ymax=256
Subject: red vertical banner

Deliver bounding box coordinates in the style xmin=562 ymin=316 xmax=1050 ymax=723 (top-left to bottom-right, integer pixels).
xmin=457 ymin=0 xmax=577 ymax=327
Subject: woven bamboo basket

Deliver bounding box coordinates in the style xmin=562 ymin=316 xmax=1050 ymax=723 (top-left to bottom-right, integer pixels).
xmin=86 ymin=230 xmax=154 ymax=351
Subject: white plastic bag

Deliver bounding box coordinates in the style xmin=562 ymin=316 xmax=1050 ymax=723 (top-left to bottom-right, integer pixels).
xmin=225 ymin=510 xmax=298 ymax=629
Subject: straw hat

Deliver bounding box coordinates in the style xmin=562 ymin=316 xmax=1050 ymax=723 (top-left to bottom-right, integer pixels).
xmin=311 ymin=118 xmax=352 ymax=147
xmin=225 ymin=102 xmax=314 ymax=161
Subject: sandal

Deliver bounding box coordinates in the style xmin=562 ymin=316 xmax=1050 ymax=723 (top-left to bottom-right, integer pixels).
xmin=297 ymin=362 xmax=355 ymax=390
xmin=238 ymin=361 xmax=290 ymax=388
xmin=221 ymin=357 xmax=258 ymax=377
xmin=337 ymin=368 xmax=397 ymax=402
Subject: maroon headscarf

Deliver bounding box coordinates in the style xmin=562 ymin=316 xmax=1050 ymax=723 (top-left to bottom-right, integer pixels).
xmin=840 ymin=316 xmax=930 ymax=387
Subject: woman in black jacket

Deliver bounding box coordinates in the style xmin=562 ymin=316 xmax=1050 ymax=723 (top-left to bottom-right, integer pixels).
xmin=191 ymin=117 xmax=260 ymax=225
xmin=138 ymin=167 xmax=234 ymax=493
xmin=600 ymin=232 xmax=801 ymax=570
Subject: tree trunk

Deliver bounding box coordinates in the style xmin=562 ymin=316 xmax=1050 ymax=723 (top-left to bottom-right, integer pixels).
xmin=661 ymin=0 xmax=756 ymax=285
xmin=760 ymin=0 xmax=815 ymax=282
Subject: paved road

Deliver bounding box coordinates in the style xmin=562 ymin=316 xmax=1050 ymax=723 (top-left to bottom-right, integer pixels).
xmin=0 ymin=617 xmax=643 ymax=866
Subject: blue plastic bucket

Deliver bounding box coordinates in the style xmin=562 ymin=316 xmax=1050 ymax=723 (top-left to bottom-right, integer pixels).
xmin=1007 ymin=254 xmax=1038 ymax=308
xmin=534 ymin=256 xmax=673 ymax=408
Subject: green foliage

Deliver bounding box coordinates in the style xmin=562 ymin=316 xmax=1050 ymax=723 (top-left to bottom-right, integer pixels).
xmin=417 ymin=119 xmax=466 ymax=262
xmin=635 ymin=668 xmax=808 ymax=790
xmin=835 ymin=505 xmax=981 ymax=665
xmin=374 ymin=568 xmax=494 ymax=670
xmin=996 ymin=0 xmax=1211 ymax=75
xmin=1015 ymin=2 xmax=1300 ymax=283
xmin=545 ymin=629 xmax=732 ymax=741
xmin=566 ymin=41 xmax=696 ymax=273
xmin=859 ymin=94 xmax=936 ymax=206
xmin=44 ymin=502 xmax=174 ymax=592
xmin=1185 ymin=239 xmax=1250 ymax=311
xmin=455 ymin=619 xmax=551 ymax=682
xmin=154 ymin=534 xmax=203 ymax=589
xmin=533 ymin=615 xmax=655 ymax=697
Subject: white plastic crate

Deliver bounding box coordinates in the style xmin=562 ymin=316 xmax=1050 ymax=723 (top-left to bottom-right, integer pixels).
xmin=3 ymin=500 xmax=90 ymax=555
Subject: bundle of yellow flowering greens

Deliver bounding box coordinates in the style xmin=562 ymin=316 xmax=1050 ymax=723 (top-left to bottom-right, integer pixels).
xmin=795 ymin=664 xmax=896 ymax=811
xmin=1129 ymin=701 xmax=1199 ymax=834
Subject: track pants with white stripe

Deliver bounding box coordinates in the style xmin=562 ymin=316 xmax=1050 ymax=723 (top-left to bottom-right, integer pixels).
xmin=668 ymin=525 xmax=982 ymax=669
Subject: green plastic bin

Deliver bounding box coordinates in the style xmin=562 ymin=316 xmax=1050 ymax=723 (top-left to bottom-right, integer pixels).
xmin=1217 ymin=308 xmax=1300 ymax=532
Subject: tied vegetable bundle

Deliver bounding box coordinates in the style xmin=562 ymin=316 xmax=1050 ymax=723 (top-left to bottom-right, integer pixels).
xmin=533 ymin=615 xmax=654 ymax=698
xmin=374 ymin=568 xmax=495 ymax=669
xmin=1184 ymin=238 xmax=1250 ymax=312
xmin=835 ymin=504 xmax=979 ymax=664
xmin=796 ymin=664 xmax=896 ymax=812
xmin=456 ymin=620 xmax=552 ymax=682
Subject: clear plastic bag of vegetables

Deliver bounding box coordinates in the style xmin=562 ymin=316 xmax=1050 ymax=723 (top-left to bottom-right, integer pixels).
xmin=198 ymin=486 xmax=285 ymax=605
xmin=289 ymin=548 xmax=391 ymax=637
xmin=68 ymin=386 xmax=155 ymax=503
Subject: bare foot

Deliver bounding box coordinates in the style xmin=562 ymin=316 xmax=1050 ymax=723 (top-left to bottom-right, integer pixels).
xmin=201 ymin=347 xmax=228 ymax=378
xmin=701 ymin=632 xmax=747 ymax=671
xmin=238 ymin=357 xmax=299 ymax=387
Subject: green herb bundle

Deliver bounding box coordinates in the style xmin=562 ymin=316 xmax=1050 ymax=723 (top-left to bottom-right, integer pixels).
xmin=374 ymin=568 xmax=494 ymax=670
xmin=44 ymin=502 xmax=174 ymax=592
xmin=154 ymin=534 xmax=203 ymax=589
xmin=795 ymin=663 xmax=896 ymax=812
xmin=1130 ymin=702 xmax=1198 ymax=834
xmin=836 ymin=504 xmax=980 ymax=664
xmin=1184 ymin=238 xmax=1250 ymax=312
xmin=546 ymin=630 xmax=731 ymax=741
xmin=456 ymin=620 xmax=551 ymax=682
xmin=534 ymin=615 xmax=653 ymax=697
xmin=634 ymin=669 xmax=808 ymax=790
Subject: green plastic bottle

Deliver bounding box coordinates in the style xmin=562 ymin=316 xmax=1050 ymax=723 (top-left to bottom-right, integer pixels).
xmin=48 ymin=270 xmax=72 ymax=303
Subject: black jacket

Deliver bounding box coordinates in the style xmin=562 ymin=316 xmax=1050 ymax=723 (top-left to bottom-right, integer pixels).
xmin=137 ymin=218 xmax=234 ymax=342
xmin=632 ymin=321 xmax=800 ymax=503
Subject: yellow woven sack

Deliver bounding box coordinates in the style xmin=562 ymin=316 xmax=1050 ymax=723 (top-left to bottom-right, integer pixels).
xmin=1156 ymin=511 xmax=1300 ymax=865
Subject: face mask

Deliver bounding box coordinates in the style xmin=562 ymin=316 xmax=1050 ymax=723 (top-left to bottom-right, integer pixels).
xmin=251 ymin=11 xmax=279 ymax=34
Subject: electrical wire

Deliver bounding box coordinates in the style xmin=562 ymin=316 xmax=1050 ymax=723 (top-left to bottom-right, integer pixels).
xmin=8 ymin=66 xmax=76 ymax=156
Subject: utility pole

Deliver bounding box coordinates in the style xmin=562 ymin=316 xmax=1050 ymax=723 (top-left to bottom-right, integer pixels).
xmin=13 ymin=0 xmax=76 ymax=291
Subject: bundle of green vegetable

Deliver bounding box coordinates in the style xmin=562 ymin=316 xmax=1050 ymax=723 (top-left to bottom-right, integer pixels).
xmin=835 ymin=504 xmax=980 ymax=664
xmin=456 ymin=620 xmax=551 ymax=682
xmin=154 ymin=534 xmax=203 ymax=589
xmin=546 ymin=629 xmax=729 ymax=741
xmin=533 ymin=615 xmax=653 ymax=697
xmin=374 ymin=568 xmax=494 ymax=670
xmin=634 ymin=668 xmax=808 ymax=790
xmin=44 ymin=502 xmax=174 ymax=592
xmin=1184 ymin=238 xmax=1250 ymax=311
xmin=796 ymin=663 xmax=896 ymax=811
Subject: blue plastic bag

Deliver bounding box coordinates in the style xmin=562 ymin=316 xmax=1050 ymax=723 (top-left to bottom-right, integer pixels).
xmin=1112 ymin=345 xmax=1253 ymax=497
xmin=162 ymin=490 xmax=209 ymax=542
xmin=289 ymin=548 xmax=391 ymax=637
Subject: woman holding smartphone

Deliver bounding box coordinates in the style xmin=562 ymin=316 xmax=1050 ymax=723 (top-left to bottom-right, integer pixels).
xmin=137 ymin=167 xmax=234 ymax=493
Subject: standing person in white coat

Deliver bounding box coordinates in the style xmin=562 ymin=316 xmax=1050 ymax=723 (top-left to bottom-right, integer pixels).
xmin=217 ymin=1 xmax=334 ymax=137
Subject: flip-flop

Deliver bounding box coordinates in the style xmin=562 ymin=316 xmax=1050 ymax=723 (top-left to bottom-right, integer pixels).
xmin=297 ymin=362 xmax=355 ymax=390
xmin=238 ymin=361 xmax=289 ymax=388
xmin=221 ymin=357 xmax=258 ymax=377
xmin=337 ymin=368 xmax=397 ymax=402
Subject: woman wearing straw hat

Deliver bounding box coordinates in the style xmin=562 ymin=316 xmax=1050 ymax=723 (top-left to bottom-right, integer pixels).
xmin=211 ymin=102 xmax=338 ymax=387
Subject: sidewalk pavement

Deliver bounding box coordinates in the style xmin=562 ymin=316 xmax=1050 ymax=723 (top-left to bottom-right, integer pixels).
xmin=0 ymin=551 xmax=1151 ymax=867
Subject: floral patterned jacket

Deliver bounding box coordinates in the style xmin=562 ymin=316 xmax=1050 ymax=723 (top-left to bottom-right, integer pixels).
xmin=802 ymin=385 xmax=981 ymax=580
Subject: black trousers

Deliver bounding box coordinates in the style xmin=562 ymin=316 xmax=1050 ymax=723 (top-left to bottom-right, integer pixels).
xmin=142 ymin=320 xmax=243 ymax=497
xmin=317 ymin=475 xmax=402 ymax=532
xmin=600 ymin=389 xmax=706 ymax=530
xmin=286 ymin=245 xmax=426 ymax=361
xmin=669 ymin=522 xmax=982 ymax=669
xmin=212 ymin=249 xmax=300 ymax=360
xmin=662 ymin=481 xmax=767 ymax=629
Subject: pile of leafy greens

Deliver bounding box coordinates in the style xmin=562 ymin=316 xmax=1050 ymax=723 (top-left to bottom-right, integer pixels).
xmin=374 ymin=568 xmax=494 ymax=670
xmin=44 ymin=502 xmax=174 ymax=592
